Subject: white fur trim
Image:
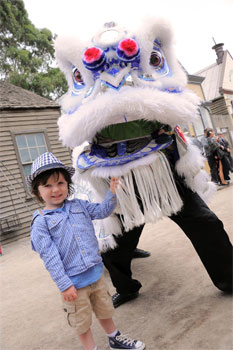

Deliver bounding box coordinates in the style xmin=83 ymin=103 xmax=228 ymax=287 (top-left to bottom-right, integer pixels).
xmin=55 ymin=35 xmax=94 ymax=91
xmin=58 ymin=87 xmax=200 ymax=148
xmin=135 ymin=17 xmax=187 ymax=88
xmin=175 ymin=140 xmax=217 ymax=202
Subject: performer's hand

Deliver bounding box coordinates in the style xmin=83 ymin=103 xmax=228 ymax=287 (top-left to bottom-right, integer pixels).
xmin=158 ymin=128 xmax=165 ymax=135
xmin=110 ymin=177 xmax=119 ymax=194
xmin=62 ymin=285 xmax=78 ymax=302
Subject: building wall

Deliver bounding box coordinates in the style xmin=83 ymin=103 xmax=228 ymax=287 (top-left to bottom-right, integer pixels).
xmin=222 ymin=52 xmax=233 ymax=92
xmin=187 ymin=83 xmax=205 ymax=100
xmin=224 ymin=94 xmax=233 ymax=125
xmin=0 ymin=107 xmax=72 ymax=244
xmin=209 ymin=97 xmax=233 ymax=149
xmin=186 ymin=82 xmax=207 ymax=137
xmin=196 ymin=64 xmax=222 ymax=101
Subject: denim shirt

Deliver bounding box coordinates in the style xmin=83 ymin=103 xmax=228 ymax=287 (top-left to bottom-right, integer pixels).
xmin=31 ymin=190 xmax=117 ymax=292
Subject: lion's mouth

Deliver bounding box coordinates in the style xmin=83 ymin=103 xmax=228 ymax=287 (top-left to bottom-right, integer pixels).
xmin=91 ymin=136 xmax=152 ymax=158
xmin=90 ymin=119 xmax=173 ymax=159
xmin=94 ymin=119 xmax=159 ymax=143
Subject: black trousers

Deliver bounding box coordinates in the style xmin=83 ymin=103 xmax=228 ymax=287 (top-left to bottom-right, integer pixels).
xmin=207 ymin=155 xmax=219 ymax=183
xmin=102 ymin=181 xmax=233 ymax=294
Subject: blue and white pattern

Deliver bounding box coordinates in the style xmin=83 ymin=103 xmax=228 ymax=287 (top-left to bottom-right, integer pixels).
xmin=77 ymin=139 xmax=173 ymax=170
xmin=26 ymin=152 xmax=75 ymax=188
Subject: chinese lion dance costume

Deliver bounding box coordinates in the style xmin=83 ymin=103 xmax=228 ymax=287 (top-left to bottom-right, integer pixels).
xmin=55 ymin=18 xmax=232 ymax=294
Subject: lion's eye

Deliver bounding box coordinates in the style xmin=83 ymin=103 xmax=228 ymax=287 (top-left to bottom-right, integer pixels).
xmin=73 ymin=68 xmax=83 ymax=84
xmin=150 ymin=51 xmax=163 ymax=68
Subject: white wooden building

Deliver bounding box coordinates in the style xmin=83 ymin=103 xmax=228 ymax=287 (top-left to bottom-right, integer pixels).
xmin=0 ymin=81 xmax=72 ymax=244
xmin=195 ymin=44 xmax=233 ymax=148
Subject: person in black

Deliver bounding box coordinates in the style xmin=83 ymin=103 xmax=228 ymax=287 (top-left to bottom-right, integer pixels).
xmin=203 ymin=128 xmax=219 ymax=184
xmin=102 ymin=131 xmax=233 ymax=308
xmin=205 ymin=129 xmax=231 ymax=185
xmin=216 ymin=133 xmax=233 ymax=174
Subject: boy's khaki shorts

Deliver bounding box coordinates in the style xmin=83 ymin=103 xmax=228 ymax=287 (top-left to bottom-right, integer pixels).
xmin=62 ymin=273 xmax=114 ymax=335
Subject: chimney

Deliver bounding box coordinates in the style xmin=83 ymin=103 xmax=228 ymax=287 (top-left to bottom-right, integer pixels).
xmin=212 ymin=43 xmax=224 ymax=64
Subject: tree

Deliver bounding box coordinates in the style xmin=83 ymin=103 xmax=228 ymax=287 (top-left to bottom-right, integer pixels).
xmin=0 ymin=0 xmax=67 ymax=99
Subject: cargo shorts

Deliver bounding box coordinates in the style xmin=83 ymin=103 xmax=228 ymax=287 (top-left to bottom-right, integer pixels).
xmin=62 ymin=273 xmax=114 ymax=335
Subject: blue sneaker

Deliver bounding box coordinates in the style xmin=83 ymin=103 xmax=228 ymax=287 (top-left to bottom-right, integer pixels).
xmin=109 ymin=331 xmax=145 ymax=350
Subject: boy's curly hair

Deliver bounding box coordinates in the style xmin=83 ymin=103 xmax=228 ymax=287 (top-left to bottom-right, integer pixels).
xmin=31 ymin=168 xmax=74 ymax=203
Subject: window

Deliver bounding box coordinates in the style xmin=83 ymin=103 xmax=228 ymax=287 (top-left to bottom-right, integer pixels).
xmin=15 ymin=132 xmax=48 ymax=178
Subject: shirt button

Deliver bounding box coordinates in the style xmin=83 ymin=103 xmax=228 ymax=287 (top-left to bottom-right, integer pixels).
xmin=72 ymin=224 xmax=76 ymax=227
xmin=81 ymin=250 xmax=85 ymax=254
xmin=52 ymin=220 xmax=56 ymax=224
xmin=77 ymin=236 xmax=80 ymax=240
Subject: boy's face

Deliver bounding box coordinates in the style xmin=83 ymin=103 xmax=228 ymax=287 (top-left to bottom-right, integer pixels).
xmin=38 ymin=172 xmax=68 ymax=210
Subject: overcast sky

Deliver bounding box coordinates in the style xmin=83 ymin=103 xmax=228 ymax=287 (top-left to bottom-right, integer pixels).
xmin=23 ymin=0 xmax=233 ymax=74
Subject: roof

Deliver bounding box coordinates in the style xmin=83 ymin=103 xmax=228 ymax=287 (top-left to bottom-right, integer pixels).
xmin=187 ymin=75 xmax=205 ymax=84
xmin=195 ymin=63 xmax=222 ymax=101
xmin=0 ymin=81 xmax=60 ymax=110
xmin=195 ymin=50 xmax=233 ymax=101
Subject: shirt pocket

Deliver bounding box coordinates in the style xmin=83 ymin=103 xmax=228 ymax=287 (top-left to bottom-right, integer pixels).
xmin=70 ymin=206 xmax=94 ymax=241
xmin=70 ymin=206 xmax=88 ymax=221
xmin=47 ymin=216 xmax=64 ymax=238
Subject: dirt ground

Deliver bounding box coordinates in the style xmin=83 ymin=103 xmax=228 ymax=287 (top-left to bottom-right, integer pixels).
xmin=1 ymin=185 xmax=233 ymax=350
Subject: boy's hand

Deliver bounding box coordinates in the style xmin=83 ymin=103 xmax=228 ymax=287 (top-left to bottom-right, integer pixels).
xmin=110 ymin=177 xmax=119 ymax=194
xmin=62 ymin=285 xmax=78 ymax=301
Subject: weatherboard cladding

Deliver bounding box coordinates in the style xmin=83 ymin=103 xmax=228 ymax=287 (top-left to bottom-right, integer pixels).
xmin=0 ymin=82 xmax=73 ymax=244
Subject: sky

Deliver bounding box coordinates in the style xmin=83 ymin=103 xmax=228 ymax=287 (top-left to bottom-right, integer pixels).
xmin=23 ymin=0 xmax=233 ymax=74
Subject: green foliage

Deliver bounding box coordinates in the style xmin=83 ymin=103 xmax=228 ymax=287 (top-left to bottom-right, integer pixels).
xmin=0 ymin=0 xmax=68 ymax=99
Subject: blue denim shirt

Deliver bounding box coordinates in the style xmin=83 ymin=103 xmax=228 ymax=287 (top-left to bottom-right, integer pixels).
xmin=31 ymin=190 xmax=117 ymax=292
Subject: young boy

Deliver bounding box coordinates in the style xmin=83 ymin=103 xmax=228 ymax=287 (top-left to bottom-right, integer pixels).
xmin=28 ymin=152 xmax=145 ymax=350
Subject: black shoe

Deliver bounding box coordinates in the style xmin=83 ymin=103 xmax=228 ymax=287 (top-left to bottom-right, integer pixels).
xmin=132 ymin=248 xmax=151 ymax=259
xmin=112 ymin=291 xmax=139 ymax=308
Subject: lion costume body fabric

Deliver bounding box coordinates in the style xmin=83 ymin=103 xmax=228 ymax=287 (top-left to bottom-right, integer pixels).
xmin=55 ymin=18 xmax=232 ymax=293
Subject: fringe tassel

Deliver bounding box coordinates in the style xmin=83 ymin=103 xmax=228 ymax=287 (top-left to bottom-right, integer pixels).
xmin=98 ymin=234 xmax=118 ymax=252
xmin=93 ymin=215 xmax=122 ymax=252
xmin=115 ymin=152 xmax=183 ymax=231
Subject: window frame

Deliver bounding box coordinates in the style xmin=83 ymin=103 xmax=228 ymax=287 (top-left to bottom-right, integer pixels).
xmin=11 ymin=129 xmax=51 ymax=191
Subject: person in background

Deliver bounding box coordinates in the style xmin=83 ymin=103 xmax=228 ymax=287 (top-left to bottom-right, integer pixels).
xmin=203 ymin=128 xmax=219 ymax=184
xmin=200 ymin=128 xmax=209 ymax=153
xmin=205 ymin=129 xmax=230 ymax=186
xmin=216 ymin=133 xmax=233 ymax=174
xmin=28 ymin=152 xmax=145 ymax=350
